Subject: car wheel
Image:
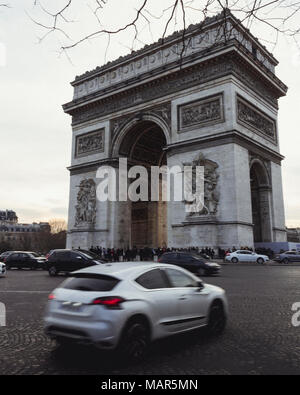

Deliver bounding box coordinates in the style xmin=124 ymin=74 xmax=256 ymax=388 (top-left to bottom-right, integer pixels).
xmin=48 ymin=266 xmax=58 ymax=276
xmin=257 ymin=258 xmax=264 ymax=265
xmin=231 ymin=257 xmax=238 ymax=263
xmin=283 ymin=258 xmax=289 ymax=264
xmin=207 ymin=301 xmax=226 ymax=336
xmin=119 ymin=318 xmax=150 ymax=361
xmin=6 ymin=264 xmax=10 ymax=270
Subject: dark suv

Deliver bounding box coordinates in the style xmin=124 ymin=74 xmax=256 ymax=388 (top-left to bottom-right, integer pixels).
xmin=46 ymin=249 xmax=104 ymax=276
xmin=5 ymin=251 xmax=46 ymax=270
xmin=158 ymin=252 xmax=221 ymax=276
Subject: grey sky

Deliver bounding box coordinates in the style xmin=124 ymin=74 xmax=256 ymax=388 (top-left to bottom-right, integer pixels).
xmin=0 ymin=1 xmax=299 ymax=226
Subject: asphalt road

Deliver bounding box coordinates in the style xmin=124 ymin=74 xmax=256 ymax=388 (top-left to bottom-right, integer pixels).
xmin=1 ymin=265 xmax=300 ymax=375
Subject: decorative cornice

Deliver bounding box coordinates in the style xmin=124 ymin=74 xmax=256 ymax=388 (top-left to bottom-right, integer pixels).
xmin=172 ymin=220 xmax=254 ymax=227
xmin=68 ymin=129 xmax=284 ymax=176
xmin=71 ymin=10 xmax=279 ymax=95
xmin=166 ymin=129 xmax=284 ymax=164
xmin=64 ymin=50 xmax=285 ymax=128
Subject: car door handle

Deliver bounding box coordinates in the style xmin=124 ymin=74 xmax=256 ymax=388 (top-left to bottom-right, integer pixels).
xmin=178 ymin=295 xmax=187 ymax=300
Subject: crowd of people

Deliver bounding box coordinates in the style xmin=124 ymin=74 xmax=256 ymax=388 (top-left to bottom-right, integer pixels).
xmin=78 ymin=244 xmax=275 ymax=262
xmin=85 ymin=246 xmax=219 ymax=262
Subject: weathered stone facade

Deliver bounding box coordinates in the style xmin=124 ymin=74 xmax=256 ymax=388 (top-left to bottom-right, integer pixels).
xmin=63 ymin=10 xmax=287 ymax=250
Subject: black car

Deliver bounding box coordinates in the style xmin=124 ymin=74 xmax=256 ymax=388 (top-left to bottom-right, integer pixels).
xmin=0 ymin=251 xmax=14 ymax=262
xmin=46 ymin=249 xmax=104 ymax=276
xmin=158 ymin=252 xmax=221 ymax=276
xmin=5 ymin=251 xmax=46 ymax=270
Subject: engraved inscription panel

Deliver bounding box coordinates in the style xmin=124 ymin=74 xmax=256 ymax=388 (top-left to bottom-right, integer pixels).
xmin=178 ymin=94 xmax=224 ymax=131
xmin=75 ymin=129 xmax=104 ymax=158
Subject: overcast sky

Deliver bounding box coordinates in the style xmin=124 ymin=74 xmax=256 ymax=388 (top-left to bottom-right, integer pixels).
xmin=0 ymin=1 xmax=299 ymax=227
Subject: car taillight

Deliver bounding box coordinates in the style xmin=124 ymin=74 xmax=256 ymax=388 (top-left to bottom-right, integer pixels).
xmin=91 ymin=296 xmax=125 ymax=309
xmin=3 ymin=257 xmax=6 ymax=262
xmin=225 ymin=253 xmax=230 ymax=256
xmin=158 ymin=258 xmax=162 ymax=262
xmin=48 ymin=293 xmax=56 ymax=300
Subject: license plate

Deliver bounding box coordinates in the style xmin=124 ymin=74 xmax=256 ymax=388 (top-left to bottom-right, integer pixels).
xmin=60 ymin=302 xmax=84 ymax=312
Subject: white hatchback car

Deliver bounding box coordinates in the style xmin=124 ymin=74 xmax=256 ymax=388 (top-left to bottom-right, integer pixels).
xmin=44 ymin=262 xmax=228 ymax=359
xmin=0 ymin=262 xmax=6 ymax=277
xmin=225 ymin=250 xmax=269 ymax=264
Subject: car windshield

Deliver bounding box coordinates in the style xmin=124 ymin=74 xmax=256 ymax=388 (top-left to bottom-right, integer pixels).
xmin=29 ymin=252 xmax=40 ymax=257
xmin=190 ymin=254 xmax=205 ymax=261
xmin=76 ymin=250 xmax=100 ymax=260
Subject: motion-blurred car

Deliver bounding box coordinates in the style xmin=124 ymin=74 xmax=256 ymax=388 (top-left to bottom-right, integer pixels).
xmin=225 ymin=250 xmax=269 ymax=264
xmin=5 ymin=252 xmax=47 ymax=270
xmin=44 ymin=262 xmax=228 ymax=360
xmin=46 ymin=249 xmax=105 ymax=276
xmin=0 ymin=262 xmax=6 ymax=277
xmin=158 ymin=252 xmax=221 ymax=276
xmin=0 ymin=251 xmax=14 ymax=262
xmin=273 ymin=251 xmax=300 ymax=264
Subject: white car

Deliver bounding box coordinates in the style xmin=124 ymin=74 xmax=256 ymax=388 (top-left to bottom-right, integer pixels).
xmin=44 ymin=262 xmax=228 ymax=360
xmin=0 ymin=262 xmax=6 ymax=277
xmin=225 ymin=250 xmax=269 ymax=264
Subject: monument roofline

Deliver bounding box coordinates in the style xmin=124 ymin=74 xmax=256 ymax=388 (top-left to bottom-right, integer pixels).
xmin=71 ymin=9 xmax=278 ymax=89
xmin=63 ymin=45 xmax=287 ymax=119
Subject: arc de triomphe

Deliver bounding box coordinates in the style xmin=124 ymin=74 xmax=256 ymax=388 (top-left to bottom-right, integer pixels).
xmin=63 ymin=10 xmax=287 ymax=250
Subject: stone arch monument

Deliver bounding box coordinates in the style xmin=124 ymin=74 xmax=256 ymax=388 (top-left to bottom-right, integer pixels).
xmin=63 ymin=10 xmax=287 ymax=250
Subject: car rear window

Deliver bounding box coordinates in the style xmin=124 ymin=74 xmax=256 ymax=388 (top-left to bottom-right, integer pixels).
xmin=60 ymin=274 xmax=119 ymax=292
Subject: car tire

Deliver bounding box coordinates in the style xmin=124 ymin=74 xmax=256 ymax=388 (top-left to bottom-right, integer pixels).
xmin=207 ymin=301 xmax=226 ymax=336
xmin=231 ymin=257 xmax=238 ymax=263
xmin=119 ymin=318 xmax=150 ymax=361
xmin=283 ymin=258 xmax=289 ymax=264
xmin=257 ymin=258 xmax=264 ymax=265
xmin=6 ymin=264 xmax=10 ymax=270
xmin=48 ymin=266 xmax=58 ymax=276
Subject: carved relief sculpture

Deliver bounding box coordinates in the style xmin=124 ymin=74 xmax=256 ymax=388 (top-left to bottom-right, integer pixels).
xmin=185 ymin=153 xmax=219 ymax=216
xmin=237 ymin=97 xmax=276 ymax=140
xmin=179 ymin=94 xmax=224 ymax=131
xmin=75 ymin=129 xmax=104 ymax=157
xmin=75 ymin=179 xmax=97 ymax=227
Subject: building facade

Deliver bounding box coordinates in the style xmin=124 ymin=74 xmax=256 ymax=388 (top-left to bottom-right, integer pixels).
xmin=0 ymin=210 xmax=50 ymax=251
xmin=63 ymin=10 xmax=287 ymax=250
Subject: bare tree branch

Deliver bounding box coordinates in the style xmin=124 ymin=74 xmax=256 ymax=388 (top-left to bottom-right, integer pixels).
xmin=21 ymin=0 xmax=300 ymax=58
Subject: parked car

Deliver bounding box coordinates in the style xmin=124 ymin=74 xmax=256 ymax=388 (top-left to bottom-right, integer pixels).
xmin=0 ymin=262 xmax=6 ymax=277
xmin=44 ymin=262 xmax=228 ymax=360
xmin=273 ymin=251 xmax=300 ymax=264
xmin=158 ymin=252 xmax=221 ymax=276
xmin=46 ymin=249 xmax=105 ymax=276
xmin=225 ymin=250 xmax=269 ymax=264
xmin=5 ymin=251 xmax=47 ymax=270
xmin=0 ymin=251 xmax=14 ymax=262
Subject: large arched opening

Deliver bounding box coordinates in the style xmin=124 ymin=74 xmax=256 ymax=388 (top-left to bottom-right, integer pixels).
xmin=118 ymin=120 xmax=168 ymax=248
xmin=250 ymin=160 xmax=272 ymax=243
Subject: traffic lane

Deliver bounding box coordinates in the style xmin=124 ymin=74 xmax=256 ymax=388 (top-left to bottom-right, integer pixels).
xmin=1 ymin=266 xmax=300 ymax=374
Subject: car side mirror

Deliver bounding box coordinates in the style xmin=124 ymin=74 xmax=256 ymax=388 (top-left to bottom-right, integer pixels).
xmin=197 ymin=280 xmax=204 ymax=291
